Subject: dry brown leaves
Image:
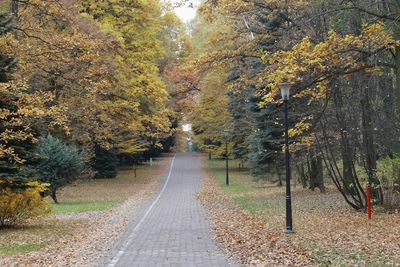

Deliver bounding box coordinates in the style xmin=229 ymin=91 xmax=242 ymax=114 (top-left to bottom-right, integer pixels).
xmin=0 ymin=156 xmax=172 ymax=267
xmin=198 ymin=168 xmax=313 ymax=267
xmin=200 ymin=157 xmax=400 ymax=266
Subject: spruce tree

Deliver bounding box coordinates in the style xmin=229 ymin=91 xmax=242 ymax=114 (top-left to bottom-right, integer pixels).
xmin=35 ymin=135 xmax=83 ymax=203
xmin=92 ymin=145 xmax=119 ymax=179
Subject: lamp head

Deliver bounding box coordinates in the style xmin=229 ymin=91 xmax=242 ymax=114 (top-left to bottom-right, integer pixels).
xmin=224 ymin=129 xmax=229 ymax=138
xmin=278 ymin=82 xmax=292 ymax=101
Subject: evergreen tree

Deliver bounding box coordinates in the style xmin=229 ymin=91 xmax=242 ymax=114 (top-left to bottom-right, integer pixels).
xmin=0 ymin=10 xmax=28 ymax=185
xmin=35 ymin=135 xmax=83 ymax=203
xmin=92 ymin=145 xmax=119 ymax=179
xmin=0 ymin=12 xmax=15 ymax=83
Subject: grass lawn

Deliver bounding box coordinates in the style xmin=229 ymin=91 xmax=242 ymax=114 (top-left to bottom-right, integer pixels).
xmin=51 ymin=159 xmax=164 ymax=214
xmin=0 ymin=220 xmax=81 ymax=257
xmin=0 ymin=156 xmax=169 ymax=257
xmin=208 ymin=158 xmax=400 ymax=266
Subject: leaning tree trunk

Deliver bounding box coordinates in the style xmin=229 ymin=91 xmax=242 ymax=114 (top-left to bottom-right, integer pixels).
xmin=315 ymin=82 xmax=366 ymax=210
xmin=51 ymin=188 xmax=58 ymax=204
xmin=333 ymin=87 xmax=364 ymax=200
xmin=360 ymin=75 xmax=384 ymax=204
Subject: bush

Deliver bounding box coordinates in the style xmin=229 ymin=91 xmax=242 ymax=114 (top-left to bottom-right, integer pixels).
xmin=0 ymin=179 xmax=50 ymax=227
xmin=35 ymin=135 xmax=83 ymax=203
xmin=377 ymin=157 xmax=400 ymax=210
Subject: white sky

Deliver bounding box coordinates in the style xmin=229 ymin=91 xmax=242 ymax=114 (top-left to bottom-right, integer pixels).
xmin=172 ymin=1 xmax=199 ymax=23
xmin=174 ymin=6 xmax=197 ymax=22
xmin=183 ymin=123 xmax=192 ymax=132
xmin=172 ymin=1 xmax=199 ymax=132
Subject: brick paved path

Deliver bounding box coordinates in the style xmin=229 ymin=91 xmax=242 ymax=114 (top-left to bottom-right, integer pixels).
xmin=103 ymin=153 xmax=239 ymax=267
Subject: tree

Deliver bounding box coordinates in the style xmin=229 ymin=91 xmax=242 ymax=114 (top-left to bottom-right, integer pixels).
xmin=187 ymin=0 xmax=400 ymax=210
xmin=35 ymin=135 xmax=83 ymax=203
xmin=92 ymin=145 xmax=119 ymax=179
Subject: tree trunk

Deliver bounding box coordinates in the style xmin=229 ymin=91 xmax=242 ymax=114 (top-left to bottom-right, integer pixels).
xmin=360 ymin=80 xmax=384 ymax=204
xmin=314 ymin=155 xmax=325 ymax=193
xmin=275 ymin=164 xmax=283 ymax=186
xmin=307 ymin=157 xmax=315 ymax=191
xmin=296 ymin=164 xmax=308 ymax=188
xmin=51 ymin=188 xmax=58 ymax=204
xmin=395 ymin=45 xmax=400 ymax=115
xmin=333 ymin=85 xmax=357 ymax=195
xmin=308 ymin=154 xmax=325 ymax=193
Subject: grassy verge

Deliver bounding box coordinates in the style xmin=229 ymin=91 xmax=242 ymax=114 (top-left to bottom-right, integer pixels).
xmin=0 ymin=220 xmax=81 ymax=257
xmin=208 ymin=158 xmax=400 ymax=266
xmin=50 ymin=157 xmax=168 ymax=214
xmin=0 ymin=156 xmax=169 ymax=257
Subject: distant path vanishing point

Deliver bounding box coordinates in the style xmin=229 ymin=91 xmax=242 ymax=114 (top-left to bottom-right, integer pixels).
xmin=103 ymin=152 xmax=240 ymax=267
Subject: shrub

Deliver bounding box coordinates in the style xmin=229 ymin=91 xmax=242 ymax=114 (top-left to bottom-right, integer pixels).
xmin=0 ymin=179 xmax=50 ymax=227
xmin=35 ymin=135 xmax=83 ymax=203
xmin=377 ymin=157 xmax=400 ymax=210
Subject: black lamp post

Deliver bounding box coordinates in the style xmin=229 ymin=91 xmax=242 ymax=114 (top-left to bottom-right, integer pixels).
xmin=224 ymin=130 xmax=229 ymax=186
xmin=279 ymin=82 xmax=294 ymax=234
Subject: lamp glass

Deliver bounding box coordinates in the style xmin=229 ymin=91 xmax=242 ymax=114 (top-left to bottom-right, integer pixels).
xmin=224 ymin=130 xmax=229 ymax=138
xmin=279 ymin=82 xmax=291 ymax=100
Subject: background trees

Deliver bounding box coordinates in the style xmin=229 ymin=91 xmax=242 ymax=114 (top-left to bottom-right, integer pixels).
xmin=188 ymin=0 xmax=400 ymax=210
xmin=0 ymin=0 xmax=185 ymax=223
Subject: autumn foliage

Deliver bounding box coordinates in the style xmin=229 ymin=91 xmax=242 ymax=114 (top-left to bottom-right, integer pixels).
xmin=0 ymin=0 xmax=185 ymax=220
xmin=188 ymin=0 xmax=400 ymax=210
xmin=0 ymin=180 xmax=50 ymax=227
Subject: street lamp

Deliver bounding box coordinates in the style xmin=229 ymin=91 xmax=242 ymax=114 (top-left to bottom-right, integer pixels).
xmin=278 ymin=82 xmax=294 ymax=234
xmin=224 ymin=129 xmax=229 ymax=186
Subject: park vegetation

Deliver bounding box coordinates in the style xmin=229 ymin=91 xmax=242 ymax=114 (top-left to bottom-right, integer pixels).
xmin=182 ymin=0 xmax=400 ymax=211
xmin=0 ymin=0 xmax=188 ymax=226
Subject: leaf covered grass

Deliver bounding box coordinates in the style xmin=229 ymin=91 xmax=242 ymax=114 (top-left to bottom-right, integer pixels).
xmin=207 ymin=158 xmax=400 ymax=266
xmin=0 ymin=219 xmax=82 ymax=257
xmin=51 ymin=162 xmax=156 ymax=214
xmin=0 ymin=157 xmax=167 ymax=257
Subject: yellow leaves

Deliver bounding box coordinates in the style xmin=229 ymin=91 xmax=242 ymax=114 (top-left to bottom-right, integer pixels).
xmin=0 ymin=33 xmax=17 ymax=58
xmin=0 ymin=180 xmax=50 ymax=227
xmin=0 ymin=81 xmax=68 ymax=164
xmin=259 ymin=22 xmax=395 ymax=106
xmin=288 ymin=120 xmax=312 ymax=138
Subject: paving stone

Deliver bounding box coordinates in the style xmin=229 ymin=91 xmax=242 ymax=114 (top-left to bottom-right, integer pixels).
xmin=102 ymin=153 xmax=240 ymax=267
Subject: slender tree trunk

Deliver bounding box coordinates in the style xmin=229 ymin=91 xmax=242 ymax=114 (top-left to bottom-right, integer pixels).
xmin=316 ymin=155 xmax=325 ymax=193
xmin=51 ymin=188 xmax=58 ymax=204
xmin=395 ymin=42 xmax=400 ymax=111
xmin=275 ymin=164 xmax=283 ymax=186
xmin=296 ymin=163 xmax=308 ymax=188
xmin=307 ymin=157 xmax=315 ymax=191
xmin=360 ymin=79 xmax=384 ymax=203
xmin=333 ymin=85 xmax=357 ymax=194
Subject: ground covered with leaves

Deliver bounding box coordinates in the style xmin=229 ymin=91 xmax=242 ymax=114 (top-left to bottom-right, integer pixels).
xmin=0 ymin=156 xmax=171 ymax=266
xmin=199 ymin=158 xmax=400 ymax=266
